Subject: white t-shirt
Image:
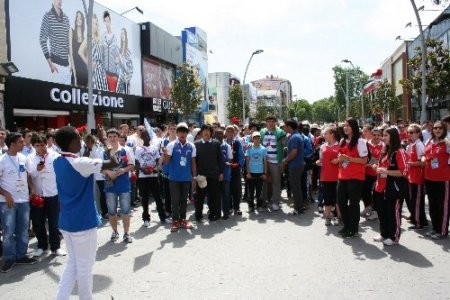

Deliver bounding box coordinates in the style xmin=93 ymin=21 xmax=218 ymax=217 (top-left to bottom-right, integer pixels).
xmin=59 ymin=152 xmax=103 ymax=178
xmin=26 ymin=150 xmax=60 ymax=197
xmin=0 ymin=153 xmax=30 ymax=203
xmin=135 ymin=145 xmax=160 ymax=178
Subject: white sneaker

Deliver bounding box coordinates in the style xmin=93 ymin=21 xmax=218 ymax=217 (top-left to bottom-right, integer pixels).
xmin=271 ymin=203 xmax=280 ymax=211
xmin=52 ymin=249 xmax=67 ymax=256
xmin=33 ymin=248 xmax=45 ymax=257
xmin=367 ymin=211 xmax=378 ymax=220
xmin=383 ymin=238 xmax=398 ymax=246
xmin=373 ymin=235 xmax=385 ymax=242
xmin=332 ymin=217 xmax=341 ymax=226
xmin=143 ymin=220 xmax=150 ymax=227
xmin=431 ymin=233 xmax=443 ymax=240
xmin=361 ymin=206 xmax=372 ymax=217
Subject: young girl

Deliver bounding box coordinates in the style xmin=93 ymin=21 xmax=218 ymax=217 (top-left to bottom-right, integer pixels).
xmin=422 ymin=120 xmax=450 ymax=239
xmin=316 ymin=127 xmax=340 ymax=226
xmin=374 ymin=127 xmax=408 ymax=246
xmin=245 ymin=132 xmax=268 ymax=212
xmin=406 ymin=124 xmax=427 ymax=229
xmin=337 ymin=118 xmax=368 ymax=238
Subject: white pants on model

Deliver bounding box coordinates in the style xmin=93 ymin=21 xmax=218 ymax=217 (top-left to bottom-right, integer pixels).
xmin=56 ymin=228 xmax=97 ymax=300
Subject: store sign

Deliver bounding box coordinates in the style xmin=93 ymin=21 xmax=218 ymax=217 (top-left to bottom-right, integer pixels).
xmin=153 ymin=98 xmax=162 ymax=112
xmin=50 ymin=87 xmax=124 ymax=108
xmin=162 ymin=99 xmax=173 ymax=113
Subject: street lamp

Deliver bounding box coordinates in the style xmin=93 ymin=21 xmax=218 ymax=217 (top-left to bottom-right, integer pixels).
xmin=82 ymin=0 xmax=95 ymax=132
xmin=120 ymin=6 xmax=144 ymax=15
xmin=242 ymin=49 xmax=263 ymax=124
xmin=341 ymin=59 xmax=352 ymax=118
xmin=342 ymin=59 xmax=365 ymax=122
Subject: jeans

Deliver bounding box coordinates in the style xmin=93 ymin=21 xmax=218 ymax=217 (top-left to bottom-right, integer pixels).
xmin=106 ymin=192 xmax=131 ymax=216
xmin=220 ymin=180 xmax=231 ymax=216
xmin=0 ymin=202 xmax=30 ymax=262
xmin=267 ymin=163 xmax=282 ymax=205
xmin=137 ymin=177 xmax=165 ymax=222
xmin=30 ymin=195 xmax=61 ymax=251
xmin=169 ymin=181 xmax=191 ymax=221
xmin=56 ymin=228 xmax=97 ymax=300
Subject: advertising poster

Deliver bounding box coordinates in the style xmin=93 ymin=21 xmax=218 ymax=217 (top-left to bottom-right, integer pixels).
xmin=7 ymin=0 xmax=142 ymax=96
xmin=142 ymin=59 xmax=174 ymax=100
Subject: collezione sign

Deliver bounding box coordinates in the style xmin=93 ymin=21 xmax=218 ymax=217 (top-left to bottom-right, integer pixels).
xmin=50 ymin=87 xmax=125 ymax=108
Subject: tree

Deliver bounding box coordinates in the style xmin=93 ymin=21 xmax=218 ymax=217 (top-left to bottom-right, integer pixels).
xmin=287 ymin=99 xmax=312 ymax=121
xmin=254 ymin=98 xmax=275 ymax=122
xmin=170 ymin=62 xmax=203 ymax=121
xmin=400 ymin=38 xmax=450 ymax=109
xmin=372 ymin=79 xmax=398 ymax=122
xmin=227 ymin=84 xmax=249 ymax=122
xmin=311 ymin=97 xmax=338 ymax=123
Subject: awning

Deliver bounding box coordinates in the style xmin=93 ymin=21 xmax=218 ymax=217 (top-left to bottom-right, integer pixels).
xmin=363 ymin=80 xmax=381 ymax=95
xmin=112 ymin=113 xmax=140 ymax=119
xmin=14 ymin=109 xmax=69 ymax=117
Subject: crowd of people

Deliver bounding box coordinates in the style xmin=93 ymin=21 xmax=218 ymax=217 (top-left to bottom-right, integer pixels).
xmin=0 ymin=115 xmax=449 ymax=298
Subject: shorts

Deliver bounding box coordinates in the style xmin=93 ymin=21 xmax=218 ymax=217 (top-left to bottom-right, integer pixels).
xmin=106 ymin=192 xmax=131 ymax=216
xmin=322 ymin=181 xmax=337 ymax=206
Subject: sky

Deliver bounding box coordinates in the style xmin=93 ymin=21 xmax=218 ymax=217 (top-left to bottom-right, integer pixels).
xmin=96 ymin=0 xmax=445 ymax=103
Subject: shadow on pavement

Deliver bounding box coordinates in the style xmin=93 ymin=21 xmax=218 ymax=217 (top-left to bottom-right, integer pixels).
xmin=383 ymin=244 xmax=433 ymax=268
xmin=96 ymin=241 xmax=127 ymax=262
xmin=343 ymin=237 xmax=388 ymax=260
xmin=133 ymin=251 xmax=153 ymax=272
xmin=70 ymin=274 xmax=113 ymax=296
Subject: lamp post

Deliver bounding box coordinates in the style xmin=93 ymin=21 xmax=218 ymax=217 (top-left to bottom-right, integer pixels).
xmin=82 ymin=0 xmax=94 ymax=132
xmin=242 ymin=49 xmax=263 ymax=124
xmin=342 ymin=59 xmax=364 ymax=122
xmin=410 ymin=0 xmax=427 ymax=123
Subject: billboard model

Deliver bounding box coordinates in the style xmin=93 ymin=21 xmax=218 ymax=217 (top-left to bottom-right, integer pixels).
xmin=142 ymin=59 xmax=174 ymax=100
xmin=7 ymin=0 xmax=142 ymax=96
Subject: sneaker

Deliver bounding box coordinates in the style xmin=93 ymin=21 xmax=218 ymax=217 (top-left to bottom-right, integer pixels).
xmin=234 ymin=209 xmax=243 ymax=216
xmin=51 ymin=249 xmax=67 ymax=256
xmin=338 ymin=228 xmax=347 ymax=235
xmin=33 ymin=248 xmax=45 ymax=257
xmin=163 ymin=217 xmax=173 ymax=224
xmin=1 ymin=261 xmax=14 ymax=273
xmin=367 ymin=211 xmax=378 ymax=221
xmin=383 ymin=238 xmax=398 ymax=246
xmin=318 ymin=206 xmax=324 ymax=213
xmin=361 ymin=206 xmax=372 ymax=217
xmin=181 ymin=219 xmax=194 ymax=229
xmin=171 ymin=220 xmax=180 ymax=232
xmin=431 ymin=233 xmax=444 ymax=240
xmin=331 ymin=217 xmax=340 ymax=226
xmin=425 ymin=230 xmax=436 ymax=237
xmin=16 ymin=256 xmax=38 ymax=265
xmin=408 ymin=225 xmax=424 ymax=230
xmin=110 ymin=232 xmax=119 ymax=242
xmin=143 ymin=220 xmax=150 ymax=227
xmin=257 ymin=207 xmax=265 ymax=212
xmin=373 ymin=235 xmax=385 ymax=242
xmin=342 ymin=231 xmax=357 ymax=238
xmin=123 ymin=233 xmax=133 ymax=243
xmin=271 ymin=203 xmax=280 ymax=211
xmin=325 ymin=218 xmax=332 ymax=226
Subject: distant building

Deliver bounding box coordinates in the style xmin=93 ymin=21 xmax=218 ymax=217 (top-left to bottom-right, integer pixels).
xmin=208 ymin=72 xmax=240 ymax=125
xmin=251 ymin=75 xmax=293 ymax=119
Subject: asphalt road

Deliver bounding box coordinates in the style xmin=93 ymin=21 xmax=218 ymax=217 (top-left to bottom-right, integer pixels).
xmin=0 ymin=194 xmax=449 ymax=300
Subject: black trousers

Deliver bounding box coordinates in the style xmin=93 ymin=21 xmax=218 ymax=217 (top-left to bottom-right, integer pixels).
xmin=229 ymin=170 xmax=242 ymax=211
xmin=96 ymin=180 xmax=108 ymax=215
xmin=137 ymin=177 xmax=165 ymax=222
xmin=163 ymin=176 xmax=172 ymax=215
xmin=169 ymin=181 xmax=190 ymax=221
xmin=377 ymin=191 xmax=402 ymax=242
xmin=30 ymin=195 xmax=60 ymax=251
xmin=247 ymin=174 xmax=264 ymax=209
xmin=337 ymin=179 xmax=364 ymax=233
xmin=361 ymin=175 xmax=377 ymax=208
xmin=425 ymin=180 xmax=450 ymax=236
xmin=195 ymin=177 xmax=221 ymax=220
xmin=408 ymin=183 xmax=428 ymax=227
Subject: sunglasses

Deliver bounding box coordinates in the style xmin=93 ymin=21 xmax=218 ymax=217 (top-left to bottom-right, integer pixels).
xmin=433 ymin=127 xmax=443 ymax=130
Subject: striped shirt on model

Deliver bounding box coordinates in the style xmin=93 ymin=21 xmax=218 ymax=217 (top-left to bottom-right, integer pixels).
xmin=39 ymin=6 xmax=70 ymax=66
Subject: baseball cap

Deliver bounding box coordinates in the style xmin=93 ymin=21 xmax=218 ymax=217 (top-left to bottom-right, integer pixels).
xmin=251 ymin=131 xmax=261 ymax=139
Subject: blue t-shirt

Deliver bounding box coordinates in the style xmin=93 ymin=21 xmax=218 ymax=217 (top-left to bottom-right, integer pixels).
xmin=161 ymin=137 xmax=174 ymax=175
xmin=287 ymin=131 xmax=305 ymax=169
xmin=220 ymin=142 xmax=232 ymax=181
xmin=103 ymin=147 xmax=132 ymax=193
xmin=245 ymin=145 xmax=267 ymax=174
xmin=302 ymin=133 xmax=313 ymax=157
xmin=167 ymin=140 xmax=196 ymax=182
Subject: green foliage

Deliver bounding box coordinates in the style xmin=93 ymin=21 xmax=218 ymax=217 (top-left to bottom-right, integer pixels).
xmin=227 ymin=84 xmax=249 ymax=121
xmin=287 ymin=99 xmax=312 ymax=121
xmin=254 ymin=98 xmax=276 ymax=122
xmin=372 ymin=79 xmax=398 ymax=116
xmin=400 ymin=38 xmax=450 ymax=103
xmin=170 ymin=62 xmax=203 ymax=121
xmin=311 ymin=97 xmax=338 ymax=123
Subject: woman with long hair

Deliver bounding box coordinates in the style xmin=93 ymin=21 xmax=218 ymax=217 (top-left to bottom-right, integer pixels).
xmin=406 ymin=124 xmax=427 ymax=230
xmin=336 ymin=118 xmax=368 ymax=238
xmin=116 ymin=28 xmax=133 ymax=94
xmin=69 ymin=11 xmax=88 ymax=87
xmin=78 ymin=14 xmax=108 ymax=91
xmin=422 ymin=120 xmax=450 ymax=239
xmin=373 ymin=127 xmax=408 ymax=246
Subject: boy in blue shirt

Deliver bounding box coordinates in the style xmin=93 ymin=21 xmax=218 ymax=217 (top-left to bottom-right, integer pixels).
xmin=245 ymin=132 xmax=268 ymax=212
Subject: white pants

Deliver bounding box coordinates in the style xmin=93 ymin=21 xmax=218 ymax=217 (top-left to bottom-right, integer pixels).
xmin=56 ymin=228 xmax=97 ymax=300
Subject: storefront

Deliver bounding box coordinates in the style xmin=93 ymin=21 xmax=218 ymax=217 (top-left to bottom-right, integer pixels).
xmin=4 ymin=77 xmax=144 ymax=131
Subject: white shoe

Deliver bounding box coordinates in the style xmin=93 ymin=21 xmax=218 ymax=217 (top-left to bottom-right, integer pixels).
xmin=383 ymin=238 xmax=398 ymax=246
xmin=271 ymin=203 xmax=280 ymax=211
xmin=361 ymin=206 xmax=372 ymax=217
xmin=143 ymin=220 xmax=150 ymax=227
xmin=52 ymin=249 xmax=67 ymax=256
xmin=367 ymin=211 xmax=378 ymax=220
xmin=33 ymin=248 xmax=45 ymax=257
xmin=332 ymin=217 xmax=341 ymax=226
xmin=373 ymin=235 xmax=384 ymax=242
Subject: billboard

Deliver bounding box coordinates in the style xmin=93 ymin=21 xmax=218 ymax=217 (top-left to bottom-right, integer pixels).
xmin=142 ymin=59 xmax=174 ymax=100
xmin=7 ymin=0 xmax=142 ymax=96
